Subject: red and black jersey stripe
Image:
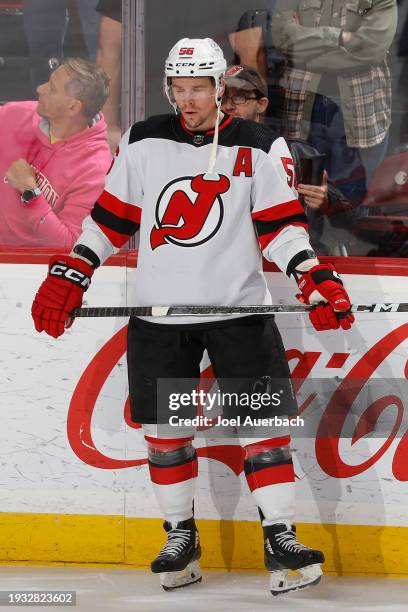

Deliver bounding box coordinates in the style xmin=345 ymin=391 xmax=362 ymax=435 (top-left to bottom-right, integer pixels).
xmin=252 ymin=200 xmax=308 ymax=250
xmin=91 ymin=190 xmax=142 ymax=248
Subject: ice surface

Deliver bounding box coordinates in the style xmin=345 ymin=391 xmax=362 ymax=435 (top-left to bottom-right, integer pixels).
xmin=0 ymin=566 xmax=407 ymax=612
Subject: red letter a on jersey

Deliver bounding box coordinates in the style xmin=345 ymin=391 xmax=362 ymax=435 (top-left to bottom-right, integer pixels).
xmin=233 ymin=147 xmax=253 ymax=177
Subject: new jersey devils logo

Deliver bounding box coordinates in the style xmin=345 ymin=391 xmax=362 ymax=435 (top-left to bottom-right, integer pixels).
xmin=150 ymin=174 xmax=230 ymax=249
xmin=226 ymin=65 xmax=244 ymax=77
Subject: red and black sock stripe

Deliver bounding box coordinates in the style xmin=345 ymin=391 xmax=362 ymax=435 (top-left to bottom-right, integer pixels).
xmin=147 ymin=438 xmax=198 ymax=485
xmin=243 ymin=436 xmax=295 ymax=492
xmin=148 ymin=452 xmax=198 ymax=485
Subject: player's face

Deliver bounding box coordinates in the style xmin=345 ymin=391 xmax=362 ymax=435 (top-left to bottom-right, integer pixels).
xmin=171 ymin=77 xmax=221 ymax=131
xmin=222 ymin=87 xmax=268 ymax=122
xmin=36 ymin=66 xmax=79 ymax=122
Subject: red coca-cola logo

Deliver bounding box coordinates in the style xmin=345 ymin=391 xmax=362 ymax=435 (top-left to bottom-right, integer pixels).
xmin=66 ymin=326 xmax=244 ymax=475
xmin=67 ymin=323 xmax=408 ymax=481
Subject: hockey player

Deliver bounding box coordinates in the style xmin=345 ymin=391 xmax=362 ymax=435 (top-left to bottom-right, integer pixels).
xmin=31 ymin=38 xmax=354 ymax=596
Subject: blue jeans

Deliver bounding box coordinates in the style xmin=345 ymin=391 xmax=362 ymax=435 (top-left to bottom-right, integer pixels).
xmin=306 ymin=94 xmax=390 ymax=252
xmin=77 ymin=0 xmax=101 ymax=60
xmin=23 ymin=0 xmax=67 ymax=62
xmin=23 ymin=0 xmax=100 ymax=89
xmin=308 ymin=94 xmax=389 ymax=203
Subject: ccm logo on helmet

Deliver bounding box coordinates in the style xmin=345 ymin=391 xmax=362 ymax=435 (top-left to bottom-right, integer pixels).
xmin=179 ymin=47 xmax=194 ymax=55
xmin=50 ymin=263 xmax=91 ymax=290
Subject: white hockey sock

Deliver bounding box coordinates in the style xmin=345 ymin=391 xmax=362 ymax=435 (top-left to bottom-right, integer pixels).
xmin=145 ymin=433 xmax=197 ymax=524
xmin=242 ymin=435 xmax=296 ymax=526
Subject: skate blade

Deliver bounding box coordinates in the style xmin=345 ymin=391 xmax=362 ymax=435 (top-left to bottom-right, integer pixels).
xmin=269 ymin=563 xmax=322 ymax=596
xmin=160 ymin=560 xmax=202 ymax=591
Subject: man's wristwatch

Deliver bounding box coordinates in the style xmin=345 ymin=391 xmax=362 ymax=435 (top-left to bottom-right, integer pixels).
xmin=21 ymin=187 xmax=42 ymax=204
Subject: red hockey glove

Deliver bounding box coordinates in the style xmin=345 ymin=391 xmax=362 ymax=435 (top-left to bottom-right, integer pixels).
xmin=296 ymin=263 xmax=354 ymax=331
xmin=32 ymin=255 xmax=94 ymax=338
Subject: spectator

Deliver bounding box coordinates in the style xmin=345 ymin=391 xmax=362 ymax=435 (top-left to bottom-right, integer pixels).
xmin=0 ymin=57 xmax=112 ymax=249
xmin=222 ymin=65 xmax=353 ymax=254
xmin=96 ymin=0 xmax=122 ymax=154
xmin=271 ymin=0 xmax=398 ymax=201
xmin=222 ymin=65 xmax=270 ymax=123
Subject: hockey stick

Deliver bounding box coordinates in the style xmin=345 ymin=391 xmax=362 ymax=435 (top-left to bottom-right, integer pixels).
xmin=71 ymin=303 xmax=408 ymax=318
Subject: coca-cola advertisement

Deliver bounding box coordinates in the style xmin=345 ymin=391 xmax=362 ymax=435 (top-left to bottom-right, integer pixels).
xmin=1 ymin=257 xmax=407 ymax=532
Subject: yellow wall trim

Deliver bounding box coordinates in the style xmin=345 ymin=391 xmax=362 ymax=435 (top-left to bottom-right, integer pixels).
xmin=0 ymin=513 xmax=406 ymax=576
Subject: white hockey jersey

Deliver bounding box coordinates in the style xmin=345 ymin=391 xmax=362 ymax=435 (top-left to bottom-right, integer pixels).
xmin=75 ymin=113 xmax=314 ymax=324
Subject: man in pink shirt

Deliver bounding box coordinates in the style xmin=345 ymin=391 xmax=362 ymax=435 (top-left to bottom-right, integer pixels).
xmin=0 ymin=58 xmax=113 ymax=249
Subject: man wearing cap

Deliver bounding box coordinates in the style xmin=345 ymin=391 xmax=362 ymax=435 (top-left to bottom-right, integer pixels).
xmin=222 ymin=64 xmax=270 ymax=123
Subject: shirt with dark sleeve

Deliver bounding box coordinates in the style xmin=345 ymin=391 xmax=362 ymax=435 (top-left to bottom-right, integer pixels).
xmin=96 ymin=0 xmax=122 ymax=23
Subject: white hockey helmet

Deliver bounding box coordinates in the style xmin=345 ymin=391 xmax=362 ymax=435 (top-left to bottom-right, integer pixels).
xmin=164 ymin=37 xmax=226 ymax=110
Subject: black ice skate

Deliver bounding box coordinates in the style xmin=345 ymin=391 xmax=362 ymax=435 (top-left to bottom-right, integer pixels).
xmin=263 ymin=523 xmax=324 ymax=595
xmin=151 ymin=518 xmax=202 ymax=591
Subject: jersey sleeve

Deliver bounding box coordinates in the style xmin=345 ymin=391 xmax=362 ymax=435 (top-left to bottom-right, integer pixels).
xmin=251 ymin=136 xmax=314 ymax=273
xmin=72 ymin=126 xmax=143 ymax=264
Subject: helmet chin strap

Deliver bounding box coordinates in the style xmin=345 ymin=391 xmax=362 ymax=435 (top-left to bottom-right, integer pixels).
xmin=204 ymin=90 xmax=222 ymax=181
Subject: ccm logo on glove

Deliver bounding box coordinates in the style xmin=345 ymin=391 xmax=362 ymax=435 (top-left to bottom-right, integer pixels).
xmin=32 ymin=255 xmax=94 ymax=338
xmin=50 ymin=263 xmax=91 ymax=290
xmin=296 ymin=263 xmax=354 ymax=331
